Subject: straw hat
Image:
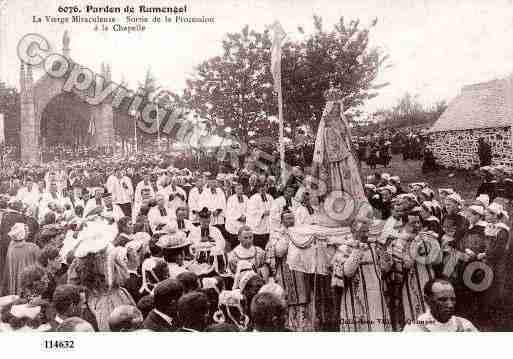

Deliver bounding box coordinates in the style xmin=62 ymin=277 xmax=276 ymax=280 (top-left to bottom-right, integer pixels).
xmin=156 ymin=231 xmax=190 ymax=250
xmin=73 ymin=223 xmax=111 ymax=258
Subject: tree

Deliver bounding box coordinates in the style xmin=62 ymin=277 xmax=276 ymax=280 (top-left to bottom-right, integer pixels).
xmin=183 ymin=25 xmax=276 ymax=146
xmin=432 ymin=100 xmax=448 ymax=117
xmin=184 ymin=17 xmax=389 ymax=146
xmin=357 ymin=95 xmax=448 ymax=135
xmin=282 ymin=16 xmax=389 ymax=135
xmin=392 ymin=92 xmax=423 ymax=116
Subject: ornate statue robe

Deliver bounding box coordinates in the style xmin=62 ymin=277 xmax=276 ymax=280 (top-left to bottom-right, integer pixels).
xmin=312 ymin=99 xmax=366 ymax=203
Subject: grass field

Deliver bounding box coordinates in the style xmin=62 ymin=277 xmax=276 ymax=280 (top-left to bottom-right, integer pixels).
xmin=360 ymin=155 xmax=482 ymax=201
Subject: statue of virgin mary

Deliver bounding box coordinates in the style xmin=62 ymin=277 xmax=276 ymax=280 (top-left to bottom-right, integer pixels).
xmin=309 ymin=85 xmax=369 ymax=227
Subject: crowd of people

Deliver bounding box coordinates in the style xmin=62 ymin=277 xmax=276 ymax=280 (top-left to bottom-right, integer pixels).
xmin=41 ymin=145 xmax=115 ymax=162
xmin=354 ymin=129 xmax=427 ymax=170
xmin=364 ymin=164 xmax=513 ymax=331
xmin=0 ymin=144 xmax=509 ymax=332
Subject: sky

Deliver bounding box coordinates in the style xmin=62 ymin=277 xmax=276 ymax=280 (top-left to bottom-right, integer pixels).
xmin=2 ymin=0 xmax=513 ymax=117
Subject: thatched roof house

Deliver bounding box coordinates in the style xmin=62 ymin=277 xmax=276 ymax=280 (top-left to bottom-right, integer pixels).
xmin=428 ymin=75 xmax=513 ymax=169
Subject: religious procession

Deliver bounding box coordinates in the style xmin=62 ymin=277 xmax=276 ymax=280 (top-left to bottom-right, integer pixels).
xmin=0 ymin=81 xmax=506 ymax=333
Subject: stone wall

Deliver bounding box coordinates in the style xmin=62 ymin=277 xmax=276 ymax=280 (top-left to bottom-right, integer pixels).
xmin=20 ymin=99 xmax=38 ymax=163
xmin=428 ymin=127 xmax=513 ymax=169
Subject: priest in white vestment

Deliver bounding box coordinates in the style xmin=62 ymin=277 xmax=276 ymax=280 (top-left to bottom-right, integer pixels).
xmin=148 ymin=193 xmax=175 ymax=233
xmin=247 ymin=185 xmax=273 ymax=249
xmin=134 ymin=174 xmax=156 ymax=220
xmin=225 ymin=183 xmax=249 ymax=249
xmin=270 ymin=185 xmax=300 ymax=232
xmin=199 ymin=180 xmax=227 ymax=228
xmin=100 ymin=192 xmax=125 ymax=223
xmin=188 ymin=177 xmax=206 ymax=222
xmin=84 ymin=188 xmax=107 ymax=218
xmin=188 ymin=207 xmax=226 ymax=254
xmin=118 ymin=170 xmax=134 ymax=217
xmin=168 ymin=206 xmax=194 ymax=238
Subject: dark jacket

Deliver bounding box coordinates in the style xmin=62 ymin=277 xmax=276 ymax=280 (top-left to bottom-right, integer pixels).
xmin=123 ymin=272 xmax=143 ymax=304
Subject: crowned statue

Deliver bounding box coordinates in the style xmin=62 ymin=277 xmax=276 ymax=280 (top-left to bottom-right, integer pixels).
xmin=314 ymin=84 xmax=366 ymax=201
xmin=267 ymin=84 xmax=377 ymax=331
xmin=302 ymin=83 xmax=370 ymax=228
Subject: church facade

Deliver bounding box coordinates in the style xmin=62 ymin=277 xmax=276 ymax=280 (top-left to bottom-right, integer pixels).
xmin=19 ymin=31 xmax=115 ymax=163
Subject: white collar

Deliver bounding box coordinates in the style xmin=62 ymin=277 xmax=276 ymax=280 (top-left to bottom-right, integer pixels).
xmin=153 ymin=309 xmax=174 ymax=326
xmin=420 ymin=309 xmax=459 ymax=331
xmin=54 ymin=315 xmax=65 ymax=324
xmin=233 ymin=244 xmax=257 ymax=259
xmin=181 ymin=327 xmax=199 ymax=332
xmin=469 ymin=220 xmax=487 ymax=229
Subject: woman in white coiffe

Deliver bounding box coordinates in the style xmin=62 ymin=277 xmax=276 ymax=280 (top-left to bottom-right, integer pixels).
xmin=67 ymin=222 xmax=135 ymax=331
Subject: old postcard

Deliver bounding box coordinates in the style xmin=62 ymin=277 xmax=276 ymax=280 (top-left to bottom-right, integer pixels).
xmin=0 ymin=0 xmax=511 ymax=356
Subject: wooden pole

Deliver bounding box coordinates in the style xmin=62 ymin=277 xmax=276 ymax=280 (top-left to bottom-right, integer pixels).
xmin=134 ymin=113 xmax=138 ymax=153
xmin=278 ymin=82 xmax=285 ymax=187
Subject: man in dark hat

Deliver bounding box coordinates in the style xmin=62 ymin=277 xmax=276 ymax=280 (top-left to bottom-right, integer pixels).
xmin=477 ymin=138 xmax=492 ymax=167
xmin=143 ymin=278 xmax=183 ymax=331
xmin=50 ymin=284 xmax=98 ymax=331
xmin=250 ymin=292 xmax=288 ymax=332
xmin=176 ymin=291 xmax=210 ymax=332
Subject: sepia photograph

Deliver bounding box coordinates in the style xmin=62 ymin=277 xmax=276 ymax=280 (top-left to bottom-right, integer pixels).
xmin=0 ymin=0 xmax=513 ymax=349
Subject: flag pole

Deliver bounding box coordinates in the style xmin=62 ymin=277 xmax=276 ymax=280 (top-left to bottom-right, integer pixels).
xmin=270 ymin=21 xmax=287 ymax=187
xmin=278 ymin=76 xmax=285 ymax=187
xmin=135 ymin=112 xmax=138 ymax=153
xmin=157 ymin=103 xmax=160 ymax=152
